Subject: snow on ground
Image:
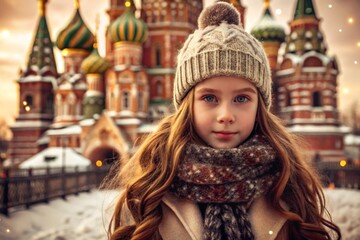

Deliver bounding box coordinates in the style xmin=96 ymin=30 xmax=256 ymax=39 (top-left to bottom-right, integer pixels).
xmin=0 ymin=189 xmax=359 ymax=240
xmin=0 ymin=190 xmax=118 ymax=240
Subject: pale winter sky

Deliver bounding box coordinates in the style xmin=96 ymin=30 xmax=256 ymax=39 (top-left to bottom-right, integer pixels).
xmin=0 ymin=0 xmax=359 ymax=124
xmin=0 ymin=188 xmax=359 ymax=239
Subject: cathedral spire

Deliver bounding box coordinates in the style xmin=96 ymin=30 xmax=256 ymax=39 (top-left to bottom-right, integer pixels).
xmin=293 ymin=0 xmax=318 ymax=20
xmin=285 ymin=0 xmax=326 ymax=54
xmin=25 ymin=0 xmax=57 ymax=75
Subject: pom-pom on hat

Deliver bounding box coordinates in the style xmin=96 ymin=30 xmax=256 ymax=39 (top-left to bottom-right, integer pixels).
xmin=173 ymin=2 xmax=272 ymax=109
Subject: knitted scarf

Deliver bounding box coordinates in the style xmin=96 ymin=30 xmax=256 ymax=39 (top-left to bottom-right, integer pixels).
xmin=170 ymin=134 xmax=280 ymax=240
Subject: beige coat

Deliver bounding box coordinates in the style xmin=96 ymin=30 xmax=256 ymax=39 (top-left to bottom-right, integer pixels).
xmin=122 ymin=193 xmax=288 ymax=240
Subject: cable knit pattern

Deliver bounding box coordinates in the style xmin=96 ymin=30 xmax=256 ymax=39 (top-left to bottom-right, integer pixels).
xmin=170 ymin=134 xmax=280 ymax=240
xmin=173 ymin=2 xmax=272 ymax=110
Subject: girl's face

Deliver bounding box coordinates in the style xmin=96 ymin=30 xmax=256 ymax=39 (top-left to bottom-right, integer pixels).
xmin=193 ymin=76 xmax=258 ymax=149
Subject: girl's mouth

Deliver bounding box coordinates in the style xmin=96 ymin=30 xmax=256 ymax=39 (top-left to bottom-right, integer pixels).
xmin=213 ymin=131 xmax=237 ymax=139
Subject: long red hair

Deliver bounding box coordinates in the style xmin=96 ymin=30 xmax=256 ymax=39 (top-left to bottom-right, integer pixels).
xmin=107 ymin=90 xmax=341 ymax=240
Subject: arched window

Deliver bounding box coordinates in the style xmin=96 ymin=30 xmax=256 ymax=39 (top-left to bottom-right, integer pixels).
xmin=122 ymin=92 xmax=130 ymax=109
xmin=286 ymin=91 xmax=291 ymax=107
xmin=138 ymin=92 xmax=144 ymax=111
xmin=109 ymin=92 xmax=115 ymax=111
xmin=312 ymin=91 xmax=321 ymax=107
xmin=23 ymin=95 xmax=33 ymax=112
xmin=156 ymin=81 xmax=163 ymax=97
xmin=155 ymin=45 xmax=161 ymax=66
xmin=67 ymin=93 xmax=76 ymax=115
xmin=55 ymin=94 xmax=62 ymax=116
xmin=46 ymin=94 xmax=54 ymax=114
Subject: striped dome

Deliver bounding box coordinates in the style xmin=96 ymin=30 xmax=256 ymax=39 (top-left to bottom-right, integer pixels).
xmin=56 ymin=9 xmax=94 ymax=51
xmin=81 ymin=46 xmax=109 ymax=74
xmin=110 ymin=10 xmax=147 ymax=44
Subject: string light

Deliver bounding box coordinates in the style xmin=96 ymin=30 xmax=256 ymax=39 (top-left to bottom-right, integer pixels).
xmin=338 ymin=29 xmax=342 ymax=33
xmin=1 ymin=30 xmax=10 ymax=38
xmin=355 ymin=61 xmax=358 ymax=65
xmin=275 ymin=9 xmax=282 ymax=15
xmin=342 ymin=88 xmax=349 ymax=94
xmin=357 ymin=42 xmax=360 ymax=48
xmin=328 ymin=4 xmax=332 ymax=8
xmin=348 ymin=18 xmax=354 ymax=24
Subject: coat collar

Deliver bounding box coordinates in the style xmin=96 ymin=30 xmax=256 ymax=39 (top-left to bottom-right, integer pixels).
xmin=162 ymin=193 xmax=203 ymax=240
xmin=161 ymin=193 xmax=288 ymax=240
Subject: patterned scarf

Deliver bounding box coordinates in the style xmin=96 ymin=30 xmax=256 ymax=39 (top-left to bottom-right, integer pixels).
xmin=170 ymin=134 xmax=280 ymax=240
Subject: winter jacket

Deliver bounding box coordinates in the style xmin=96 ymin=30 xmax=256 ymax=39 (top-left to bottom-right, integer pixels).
xmin=121 ymin=192 xmax=288 ymax=240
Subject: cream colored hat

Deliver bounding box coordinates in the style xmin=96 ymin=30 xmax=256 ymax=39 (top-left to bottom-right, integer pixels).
xmin=173 ymin=2 xmax=272 ymax=109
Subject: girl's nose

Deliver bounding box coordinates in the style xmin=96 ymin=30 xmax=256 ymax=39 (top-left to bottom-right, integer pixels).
xmin=217 ymin=104 xmax=235 ymax=124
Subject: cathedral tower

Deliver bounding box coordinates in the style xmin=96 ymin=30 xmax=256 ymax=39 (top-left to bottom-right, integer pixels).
xmin=81 ymin=18 xmax=110 ymax=119
xmin=107 ymin=2 xmax=149 ymax=142
xmin=251 ymin=0 xmax=285 ymax=71
xmin=10 ymin=0 xmax=58 ymax=164
xmin=142 ymin=0 xmax=203 ymax=120
xmin=54 ymin=0 xmax=95 ymax=127
xmin=251 ymin=0 xmax=285 ymax=111
xmin=275 ymin=0 xmax=346 ymax=161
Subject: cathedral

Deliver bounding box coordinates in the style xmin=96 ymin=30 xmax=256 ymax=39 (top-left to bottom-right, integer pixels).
xmin=9 ymin=0 xmax=348 ymax=167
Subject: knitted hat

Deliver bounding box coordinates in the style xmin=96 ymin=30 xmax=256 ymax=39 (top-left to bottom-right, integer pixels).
xmin=173 ymin=2 xmax=272 ymax=109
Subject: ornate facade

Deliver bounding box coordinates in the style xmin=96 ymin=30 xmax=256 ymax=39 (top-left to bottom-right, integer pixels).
xmin=9 ymin=0 xmax=347 ymax=167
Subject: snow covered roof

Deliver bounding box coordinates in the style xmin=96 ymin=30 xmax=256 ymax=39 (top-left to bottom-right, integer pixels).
xmin=19 ymin=147 xmax=91 ymax=169
xmin=11 ymin=120 xmax=52 ymax=128
xmin=79 ymin=118 xmax=95 ymax=126
xmin=138 ymin=123 xmax=157 ymax=133
xmin=345 ymin=134 xmax=360 ymax=146
xmin=288 ymin=125 xmax=351 ymax=135
xmin=47 ymin=125 xmax=82 ymax=136
xmin=116 ymin=118 xmax=142 ymax=125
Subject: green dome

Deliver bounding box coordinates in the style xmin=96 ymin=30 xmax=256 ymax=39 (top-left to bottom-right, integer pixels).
xmin=56 ymin=9 xmax=94 ymax=51
xmin=81 ymin=46 xmax=109 ymax=74
xmin=251 ymin=8 xmax=285 ymax=43
xmin=109 ymin=10 xmax=148 ymax=44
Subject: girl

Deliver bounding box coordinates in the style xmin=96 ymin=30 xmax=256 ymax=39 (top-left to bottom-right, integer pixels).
xmin=108 ymin=2 xmax=341 ymax=240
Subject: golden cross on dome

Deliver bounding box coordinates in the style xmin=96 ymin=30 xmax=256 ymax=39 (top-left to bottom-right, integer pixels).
xmin=38 ymin=0 xmax=48 ymax=16
xmin=264 ymin=0 xmax=270 ymax=8
xmin=75 ymin=0 xmax=80 ymax=9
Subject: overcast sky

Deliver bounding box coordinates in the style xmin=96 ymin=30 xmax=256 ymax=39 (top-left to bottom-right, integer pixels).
xmin=0 ymin=0 xmax=359 ymax=124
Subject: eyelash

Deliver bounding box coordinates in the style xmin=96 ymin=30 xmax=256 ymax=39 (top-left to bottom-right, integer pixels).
xmin=201 ymin=95 xmax=250 ymax=103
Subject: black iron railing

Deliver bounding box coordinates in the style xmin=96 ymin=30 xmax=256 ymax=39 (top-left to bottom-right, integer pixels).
xmin=0 ymin=166 xmax=110 ymax=216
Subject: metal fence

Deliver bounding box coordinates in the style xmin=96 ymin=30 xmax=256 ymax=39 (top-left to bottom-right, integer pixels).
xmin=1 ymin=161 xmax=359 ymax=216
xmin=0 ymin=166 xmax=111 ymax=216
xmin=316 ymin=161 xmax=360 ymax=189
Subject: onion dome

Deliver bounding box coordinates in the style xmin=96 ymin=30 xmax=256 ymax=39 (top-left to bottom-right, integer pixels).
xmin=55 ymin=1 xmax=94 ymax=52
xmin=109 ymin=8 xmax=148 ymax=44
xmin=251 ymin=1 xmax=285 ymax=43
xmin=81 ymin=44 xmax=109 ymax=74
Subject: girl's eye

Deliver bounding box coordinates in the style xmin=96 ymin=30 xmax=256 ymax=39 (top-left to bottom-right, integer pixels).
xmin=203 ymin=95 xmax=217 ymax=102
xmin=235 ymin=96 xmax=249 ymax=103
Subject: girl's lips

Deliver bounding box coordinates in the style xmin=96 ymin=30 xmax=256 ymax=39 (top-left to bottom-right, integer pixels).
xmin=213 ymin=131 xmax=237 ymax=139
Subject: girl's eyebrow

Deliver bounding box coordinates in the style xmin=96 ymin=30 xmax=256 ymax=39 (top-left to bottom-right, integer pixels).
xmin=196 ymin=87 xmax=257 ymax=95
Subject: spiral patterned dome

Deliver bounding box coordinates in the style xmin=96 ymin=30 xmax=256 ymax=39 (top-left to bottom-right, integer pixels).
xmin=81 ymin=46 xmax=109 ymax=74
xmin=56 ymin=9 xmax=94 ymax=51
xmin=251 ymin=8 xmax=285 ymax=43
xmin=109 ymin=9 xmax=147 ymax=44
